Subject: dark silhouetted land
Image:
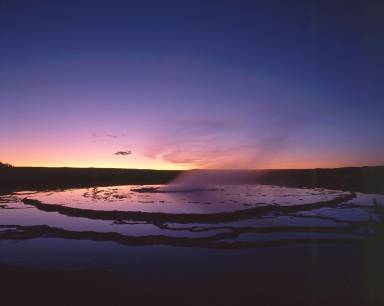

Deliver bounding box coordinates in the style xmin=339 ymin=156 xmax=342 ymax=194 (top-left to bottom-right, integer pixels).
xmin=1 ymin=166 xmax=384 ymax=194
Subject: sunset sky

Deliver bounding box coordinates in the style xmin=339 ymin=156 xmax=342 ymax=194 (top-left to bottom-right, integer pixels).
xmin=1 ymin=0 xmax=383 ymax=169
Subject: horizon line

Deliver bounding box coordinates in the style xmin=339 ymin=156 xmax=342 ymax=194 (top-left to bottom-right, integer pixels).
xmin=4 ymin=164 xmax=384 ymax=171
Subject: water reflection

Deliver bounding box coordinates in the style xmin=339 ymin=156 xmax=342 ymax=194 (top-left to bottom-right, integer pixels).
xmin=24 ymin=185 xmax=354 ymax=214
xmin=0 ymin=185 xmax=382 ymax=251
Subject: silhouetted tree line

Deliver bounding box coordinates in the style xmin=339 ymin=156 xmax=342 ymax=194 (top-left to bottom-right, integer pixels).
xmin=0 ymin=161 xmax=13 ymax=168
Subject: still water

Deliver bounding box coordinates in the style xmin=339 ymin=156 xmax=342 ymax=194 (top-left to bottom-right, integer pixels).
xmin=0 ymin=184 xmax=382 ymax=263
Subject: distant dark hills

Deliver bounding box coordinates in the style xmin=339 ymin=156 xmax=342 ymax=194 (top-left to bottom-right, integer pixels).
xmin=0 ymin=166 xmax=383 ymax=194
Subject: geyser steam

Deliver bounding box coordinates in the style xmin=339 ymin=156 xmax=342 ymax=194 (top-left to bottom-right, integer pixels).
xmin=161 ymin=169 xmax=256 ymax=192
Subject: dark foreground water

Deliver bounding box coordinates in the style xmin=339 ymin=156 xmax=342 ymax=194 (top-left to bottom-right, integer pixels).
xmin=0 ymin=185 xmax=383 ymax=306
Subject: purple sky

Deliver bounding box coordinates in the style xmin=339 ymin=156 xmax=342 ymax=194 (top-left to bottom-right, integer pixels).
xmin=1 ymin=1 xmax=383 ymax=169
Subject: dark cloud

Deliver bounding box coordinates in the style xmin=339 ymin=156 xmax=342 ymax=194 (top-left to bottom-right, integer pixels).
xmin=115 ymin=150 xmax=132 ymax=156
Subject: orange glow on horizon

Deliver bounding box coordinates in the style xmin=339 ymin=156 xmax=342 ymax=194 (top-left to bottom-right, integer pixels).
xmin=5 ymin=155 xmax=382 ymax=170
xmin=2 ymin=137 xmax=383 ymax=171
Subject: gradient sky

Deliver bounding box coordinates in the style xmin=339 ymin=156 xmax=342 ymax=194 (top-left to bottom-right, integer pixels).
xmin=1 ymin=0 xmax=383 ymax=169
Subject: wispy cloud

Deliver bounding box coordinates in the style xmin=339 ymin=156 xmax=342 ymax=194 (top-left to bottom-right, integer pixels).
xmin=137 ymin=111 xmax=309 ymax=169
xmin=107 ymin=134 xmax=119 ymax=139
